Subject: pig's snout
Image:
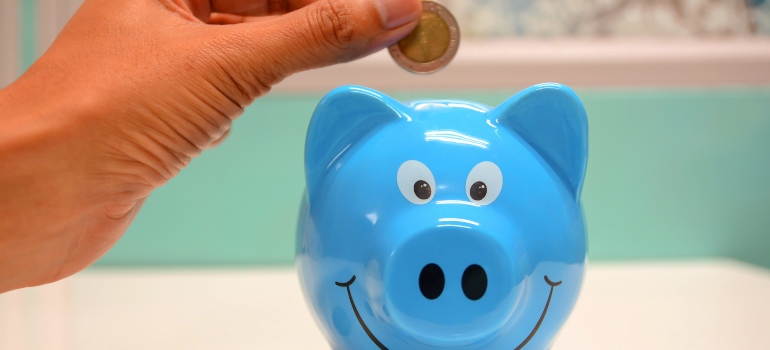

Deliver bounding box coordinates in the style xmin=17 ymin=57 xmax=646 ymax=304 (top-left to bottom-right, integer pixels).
xmin=382 ymin=226 xmax=525 ymax=346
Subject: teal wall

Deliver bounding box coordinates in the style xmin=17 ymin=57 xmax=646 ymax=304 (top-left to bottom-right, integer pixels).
xmin=97 ymin=87 xmax=770 ymax=268
xmin=21 ymin=0 xmax=36 ymax=72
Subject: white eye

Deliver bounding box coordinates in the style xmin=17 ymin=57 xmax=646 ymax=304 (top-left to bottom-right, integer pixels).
xmin=397 ymin=160 xmax=435 ymax=205
xmin=466 ymin=162 xmax=503 ymax=205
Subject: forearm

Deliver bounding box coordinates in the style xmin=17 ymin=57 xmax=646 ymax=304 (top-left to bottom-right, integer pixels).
xmin=0 ymin=49 xmax=220 ymax=292
xmin=0 ymin=78 xmax=141 ymax=292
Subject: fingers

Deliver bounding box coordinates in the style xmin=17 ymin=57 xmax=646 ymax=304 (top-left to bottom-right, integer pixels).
xmin=183 ymin=0 xmax=319 ymax=21
xmin=217 ymin=0 xmax=421 ymax=83
xmin=207 ymin=12 xmax=274 ymax=24
xmin=209 ymin=0 xmax=318 ymax=16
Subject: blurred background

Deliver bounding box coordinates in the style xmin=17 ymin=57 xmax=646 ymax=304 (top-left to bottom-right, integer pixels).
xmin=446 ymin=0 xmax=770 ymax=37
xmin=1 ymin=1 xmax=770 ymax=349
xmin=1 ymin=0 xmax=768 ymax=268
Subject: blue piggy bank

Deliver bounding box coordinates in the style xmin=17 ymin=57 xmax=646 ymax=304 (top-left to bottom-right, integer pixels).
xmin=296 ymin=83 xmax=588 ymax=350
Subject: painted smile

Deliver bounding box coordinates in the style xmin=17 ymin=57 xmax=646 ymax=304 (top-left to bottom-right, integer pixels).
xmin=335 ymin=275 xmax=562 ymax=350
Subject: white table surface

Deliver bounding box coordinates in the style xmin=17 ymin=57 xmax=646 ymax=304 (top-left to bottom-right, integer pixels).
xmin=2 ymin=259 xmax=769 ymax=350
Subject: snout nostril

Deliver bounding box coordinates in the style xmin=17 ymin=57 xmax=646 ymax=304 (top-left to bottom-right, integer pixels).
xmin=462 ymin=264 xmax=488 ymax=300
xmin=419 ymin=263 xmax=445 ymax=300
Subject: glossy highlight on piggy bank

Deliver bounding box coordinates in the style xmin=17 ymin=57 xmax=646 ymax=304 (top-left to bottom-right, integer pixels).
xmin=296 ymin=83 xmax=588 ymax=349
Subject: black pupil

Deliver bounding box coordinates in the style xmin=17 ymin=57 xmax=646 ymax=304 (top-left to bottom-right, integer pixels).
xmin=470 ymin=181 xmax=487 ymax=201
xmin=414 ymin=180 xmax=431 ymax=200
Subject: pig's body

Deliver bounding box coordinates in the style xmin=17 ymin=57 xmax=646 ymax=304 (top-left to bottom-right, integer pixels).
xmin=297 ymin=84 xmax=588 ymax=349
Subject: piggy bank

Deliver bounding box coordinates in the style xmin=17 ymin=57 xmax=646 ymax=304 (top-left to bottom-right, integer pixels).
xmin=296 ymin=83 xmax=588 ymax=349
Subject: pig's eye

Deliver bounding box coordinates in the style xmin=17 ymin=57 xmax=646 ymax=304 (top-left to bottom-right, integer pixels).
xmin=397 ymin=160 xmax=435 ymax=204
xmin=466 ymin=162 xmax=502 ymax=205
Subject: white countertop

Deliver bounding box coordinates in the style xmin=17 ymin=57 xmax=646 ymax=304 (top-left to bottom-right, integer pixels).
xmin=2 ymin=259 xmax=769 ymax=349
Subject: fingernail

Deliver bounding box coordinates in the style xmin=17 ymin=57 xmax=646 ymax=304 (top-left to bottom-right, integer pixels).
xmin=375 ymin=0 xmax=421 ymax=29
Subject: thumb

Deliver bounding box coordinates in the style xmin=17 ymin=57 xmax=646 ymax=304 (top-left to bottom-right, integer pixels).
xmin=219 ymin=0 xmax=422 ymax=84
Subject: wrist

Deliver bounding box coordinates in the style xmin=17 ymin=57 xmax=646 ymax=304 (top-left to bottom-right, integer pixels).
xmin=0 ymin=75 xmax=105 ymax=293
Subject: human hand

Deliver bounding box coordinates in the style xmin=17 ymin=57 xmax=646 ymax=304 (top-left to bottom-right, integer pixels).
xmin=0 ymin=0 xmax=421 ymax=292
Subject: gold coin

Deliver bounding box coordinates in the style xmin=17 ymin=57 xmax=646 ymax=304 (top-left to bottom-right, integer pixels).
xmin=397 ymin=11 xmax=451 ymax=64
xmin=388 ymin=1 xmax=460 ymax=74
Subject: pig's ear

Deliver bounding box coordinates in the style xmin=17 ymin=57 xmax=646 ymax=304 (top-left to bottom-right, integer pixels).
xmin=305 ymin=85 xmax=404 ymax=199
xmin=492 ymin=83 xmax=588 ymax=200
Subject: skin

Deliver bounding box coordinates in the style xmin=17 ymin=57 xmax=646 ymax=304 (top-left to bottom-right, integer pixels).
xmin=0 ymin=0 xmax=421 ymax=293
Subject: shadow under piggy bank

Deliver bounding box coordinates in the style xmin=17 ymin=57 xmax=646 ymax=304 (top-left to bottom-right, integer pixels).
xmin=296 ymin=84 xmax=588 ymax=350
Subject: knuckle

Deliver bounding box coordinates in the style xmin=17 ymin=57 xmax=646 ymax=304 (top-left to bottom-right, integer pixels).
xmin=313 ymin=0 xmax=356 ymax=51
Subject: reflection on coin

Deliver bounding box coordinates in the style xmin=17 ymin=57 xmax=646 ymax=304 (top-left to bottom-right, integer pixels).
xmin=388 ymin=1 xmax=459 ymax=74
